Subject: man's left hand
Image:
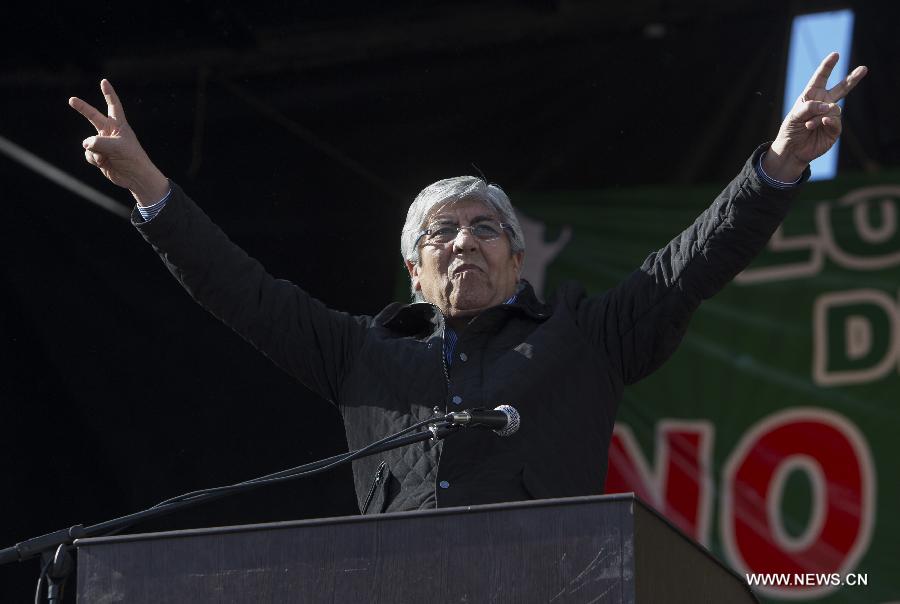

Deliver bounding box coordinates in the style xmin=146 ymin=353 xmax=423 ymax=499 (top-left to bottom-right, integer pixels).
xmin=764 ymin=52 xmax=868 ymax=182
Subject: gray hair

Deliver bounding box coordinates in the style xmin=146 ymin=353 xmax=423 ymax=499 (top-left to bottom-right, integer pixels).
xmin=401 ymin=176 xmax=526 ymax=301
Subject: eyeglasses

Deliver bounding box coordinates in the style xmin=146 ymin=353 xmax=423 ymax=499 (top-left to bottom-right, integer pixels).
xmin=415 ymin=220 xmax=512 ymax=246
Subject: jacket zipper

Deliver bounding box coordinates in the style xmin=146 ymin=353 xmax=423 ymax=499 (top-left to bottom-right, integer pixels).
xmin=434 ymin=313 xmax=450 ymax=504
xmin=439 ymin=322 xmax=451 ymax=395
xmin=362 ymin=460 xmax=387 ymax=514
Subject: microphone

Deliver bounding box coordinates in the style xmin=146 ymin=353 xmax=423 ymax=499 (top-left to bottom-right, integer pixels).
xmin=445 ymin=405 xmax=520 ymax=437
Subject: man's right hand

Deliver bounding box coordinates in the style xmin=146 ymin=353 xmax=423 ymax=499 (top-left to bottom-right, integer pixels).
xmin=69 ymin=79 xmax=170 ymax=206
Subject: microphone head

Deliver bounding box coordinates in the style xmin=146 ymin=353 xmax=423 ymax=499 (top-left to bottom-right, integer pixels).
xmin=494 ymin=405 xmax=520 ymax=437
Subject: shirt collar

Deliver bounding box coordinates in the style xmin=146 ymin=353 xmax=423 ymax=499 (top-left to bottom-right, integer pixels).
xmin=378 ymin=279 xmax=549 ymax=334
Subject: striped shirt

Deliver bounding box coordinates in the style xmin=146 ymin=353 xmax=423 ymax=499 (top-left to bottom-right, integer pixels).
xmin=444 ymin=293 xmax=518 ymax=369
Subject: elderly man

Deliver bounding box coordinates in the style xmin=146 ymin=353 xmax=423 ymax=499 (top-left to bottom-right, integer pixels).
xmin=69 ymin=53 xmax=866 ymax=514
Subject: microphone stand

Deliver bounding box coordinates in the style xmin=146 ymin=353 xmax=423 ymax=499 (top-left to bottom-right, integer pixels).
xmin=3 ymin=417 xmax=458 ymax=602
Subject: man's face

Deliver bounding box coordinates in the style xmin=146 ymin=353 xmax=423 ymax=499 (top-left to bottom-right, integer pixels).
xmin=406 ymin=197 xmax=523 ymax=319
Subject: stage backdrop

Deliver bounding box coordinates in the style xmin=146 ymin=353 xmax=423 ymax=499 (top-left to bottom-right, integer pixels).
xmin=511 ymin=165 xmax=900 ymax=604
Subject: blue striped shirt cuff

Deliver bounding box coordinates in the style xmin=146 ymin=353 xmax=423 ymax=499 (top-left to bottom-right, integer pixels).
xmin=137 ymin=187 xmax=173 ymax=221
xmin=756 ymin=151 xmax=802 ymax=190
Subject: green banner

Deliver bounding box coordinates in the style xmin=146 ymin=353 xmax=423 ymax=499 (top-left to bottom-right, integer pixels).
xmin=513 ymin=169 xmax=900 ymax=603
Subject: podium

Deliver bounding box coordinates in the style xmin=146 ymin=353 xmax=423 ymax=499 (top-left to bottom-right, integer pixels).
xmin=75 ymin=494 xmax=757 ymax=603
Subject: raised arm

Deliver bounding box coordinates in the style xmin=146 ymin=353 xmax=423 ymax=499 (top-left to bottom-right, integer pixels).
xmin=69 ymin=80 xmax=367 ymax=403
xmin=580 ymin=53 xmax=867 ymax=385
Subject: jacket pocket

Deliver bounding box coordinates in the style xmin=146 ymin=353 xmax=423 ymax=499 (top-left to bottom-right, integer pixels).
xmin=362 ymin=460 xmax=390 ymax=515
xmin=521 ymin=465 xmax=552 ymax=501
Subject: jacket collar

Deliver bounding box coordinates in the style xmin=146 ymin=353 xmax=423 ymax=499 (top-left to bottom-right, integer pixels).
xmin=377 ymin=279 xmax=552 ymax=336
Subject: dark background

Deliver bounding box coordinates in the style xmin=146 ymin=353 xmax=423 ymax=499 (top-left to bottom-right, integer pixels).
xmin=1 ymin=1 xmax=897 ymax=600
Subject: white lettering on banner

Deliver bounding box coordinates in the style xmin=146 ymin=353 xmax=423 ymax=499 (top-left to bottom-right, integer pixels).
xmin=818 ymin=186 xmax=900 ymax=270
xmin=720 ymin=408 xmax=875 ymax=600
xmin=812 ymin=289 xmax=900 ymax=386
xmin=736 ymin=185 xmax=900 ymax=284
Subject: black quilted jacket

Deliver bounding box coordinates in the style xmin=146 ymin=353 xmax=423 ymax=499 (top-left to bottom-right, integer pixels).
xmin=133 ymin=144 xmax=805 ymax=514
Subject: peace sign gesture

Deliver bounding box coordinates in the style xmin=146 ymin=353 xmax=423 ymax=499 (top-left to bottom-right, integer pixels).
xmin=69 ymin=79 xmax=169 ymax=206
xmin=765 ymin=52 xmax=868 ymax=181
